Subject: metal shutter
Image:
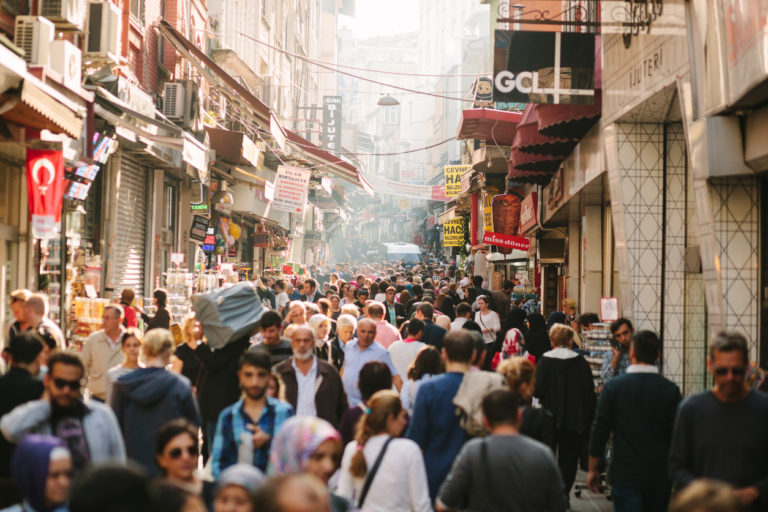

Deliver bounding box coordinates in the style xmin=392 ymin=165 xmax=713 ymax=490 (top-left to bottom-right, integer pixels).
xmin=109 ymin=153 xmax=148 ymax=296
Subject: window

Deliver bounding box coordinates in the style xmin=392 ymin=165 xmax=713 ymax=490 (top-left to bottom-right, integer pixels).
xmin=164 ymin=182 xmax=178 ymax=233
xmin=130 ymin=0 xmax=144 ymax=22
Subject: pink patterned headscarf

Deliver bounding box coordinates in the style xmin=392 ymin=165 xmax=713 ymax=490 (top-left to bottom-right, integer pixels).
xmin=268 ymin=416 xmax=341 ymax=475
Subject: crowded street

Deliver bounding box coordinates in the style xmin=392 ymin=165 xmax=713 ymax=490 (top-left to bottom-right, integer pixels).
xmin=1 ymin=0 xmax=768 ymax=511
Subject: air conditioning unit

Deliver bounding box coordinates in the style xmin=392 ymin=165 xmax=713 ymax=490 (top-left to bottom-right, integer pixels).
xmin=14 ymin=16 xmax=54 ymax=66
xmin=38 ymin=0 xmax=85 ymax=29
xmin=50 ymin=40 xmax=82 ymax=91
xmin=85 ymin=1 xmax=120 ymax=61
xmin=163 ymin=80 xmax=199 ymax=126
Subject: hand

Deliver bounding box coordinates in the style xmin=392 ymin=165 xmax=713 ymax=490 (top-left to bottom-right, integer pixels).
xmin=587 ymin=470 xmax=601 ymax=493
xmin=734 ymin=487 xmax=759 ymax=505
xmin=247 ymin=424 xmax=271 ymax=449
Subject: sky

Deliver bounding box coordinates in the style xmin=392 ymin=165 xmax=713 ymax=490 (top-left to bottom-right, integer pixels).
xmin=342 ymin=0 xmax=420 ymax=38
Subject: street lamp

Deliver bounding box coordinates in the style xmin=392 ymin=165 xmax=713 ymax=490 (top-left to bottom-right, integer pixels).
xmin=377 ymin=94 xmax=400 ymax=106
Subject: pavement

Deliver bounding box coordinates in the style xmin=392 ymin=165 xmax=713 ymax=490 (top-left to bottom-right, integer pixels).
xmin=569 ymin=471 xmax=613 ymax=512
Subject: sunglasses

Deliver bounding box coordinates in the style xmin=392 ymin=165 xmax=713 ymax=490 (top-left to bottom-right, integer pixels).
xmin=53 ymin=378 xmax=81 ymax=391
xmin=168 ymin=445 xmax=199 ymax=459
xmin=713 ymin=366 xmax=747 ymax=377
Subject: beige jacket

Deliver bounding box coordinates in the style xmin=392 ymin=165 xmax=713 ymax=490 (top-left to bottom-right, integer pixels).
xmin=81 ymin=329 xmax=125 ymax=400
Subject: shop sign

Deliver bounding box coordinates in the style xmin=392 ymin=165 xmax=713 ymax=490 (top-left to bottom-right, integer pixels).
xmin=443 ymin=219 xmax=464 ymax=247
xmin=264 ymin=180 xmax=274 ymax=201
xmin=183 ymin=135 xmax=207 ymax=173
xmin=493 ymin=31 xmax=596 ymax=105
xmin=483 ymin=193 xmax=493 ymax=232
xmin=171 ymin=252 xmax=185 ymax=265
xmin=471 ymin=77 xmax=494 ymax=108
xmin=322 ymin=96 xmax=342 ymax=151
xmin=399 ymin=198 xmax=409 ymax=209
xmin=520 ymin=192 xmax=538 ymax=233
xmin=190 ymin=215 xmax=209 ymax=243
xmin=202 ymin=227 xmax=215 ymax=252
xmin=482 ymin=231 xmax=530 ymax=251
xmin=241 ymin=134 xmax=263 ymax=169
xmin=26 ymin=149 xmax=65 ymax=239
xmin=191 ymin=203 xmax=209 ymax=212
xmin=444 ymin=165 xmax=469 ymax=197
xmin=273 ymin=165 xmax=311 ymax=213
xmin=600 ymin=297 xmax=619 ymax=322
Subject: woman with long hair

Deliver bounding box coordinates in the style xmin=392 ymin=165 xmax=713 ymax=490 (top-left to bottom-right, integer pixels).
xmin=400 ymin=346 xmax=445 ymax=414
xmin=171 ymin=315 xmax=202 ymax=389
xmin=474 ymin=295 xmax=500 ymax=345
xmin=154 ymin=420 xmax=208 ymax=497
xmin=524 ymin=313 xmax=551 ymax=361
xmin=105 ymin=328 xmax=144 ymax=406
xmin=497 ymin=357 xmax=555 ymax=450
xmin=137 ymin=288 xmax=171 ymax=331
xmin=337 ymin=391 xmax=431 ymax=512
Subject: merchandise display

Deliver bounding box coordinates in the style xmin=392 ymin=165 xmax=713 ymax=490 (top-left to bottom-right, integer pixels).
xmin=582 ymin=322 xmax=613 ymax=392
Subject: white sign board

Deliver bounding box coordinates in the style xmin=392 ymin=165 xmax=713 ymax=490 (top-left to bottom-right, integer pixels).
xmin=600 ymin=297 xmax=619 ymax=322
xmin=273 ymin=165 xmax=311 ymax=214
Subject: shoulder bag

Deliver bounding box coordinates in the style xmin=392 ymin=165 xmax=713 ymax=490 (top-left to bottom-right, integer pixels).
xmin=357 ymin=437 xmax=394 ymax=509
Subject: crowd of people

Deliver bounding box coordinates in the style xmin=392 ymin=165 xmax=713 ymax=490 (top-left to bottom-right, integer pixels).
xmin=0 ymin=261 xmax=766 ymax=512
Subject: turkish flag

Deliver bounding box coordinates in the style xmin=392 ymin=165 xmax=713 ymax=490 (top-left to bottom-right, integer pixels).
xmin=26 ymin=149 xmax=64 ymax=239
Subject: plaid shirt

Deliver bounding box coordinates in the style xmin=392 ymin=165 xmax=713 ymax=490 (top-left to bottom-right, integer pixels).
xmin=211 ymin=397 xmax=294 ymax=477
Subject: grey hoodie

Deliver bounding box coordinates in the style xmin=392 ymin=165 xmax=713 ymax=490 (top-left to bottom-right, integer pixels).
xmin=112 ymin=367 xmax=201 ymax=476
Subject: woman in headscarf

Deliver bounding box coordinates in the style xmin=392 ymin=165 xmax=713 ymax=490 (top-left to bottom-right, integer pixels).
xmin=308 ymin=314 xmax=343 ymax=371
xmin=492 ymin=307 xmax=528 ymax=368
xmin=525 ymin=313 xmax=551 ymax=362
xmin=3 ymin=434 xmax=72 ymax=512
xmin=269 ymin=416 xmax=350 ymax=512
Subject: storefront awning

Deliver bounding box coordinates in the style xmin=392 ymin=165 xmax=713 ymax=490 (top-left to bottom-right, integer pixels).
xmin=437 ymin=207 xmax=457 ymax=225
xmin=0 ymin=78 xmax=83 ymax=138
xmin=536 ymin=90 xmax=602 ymax=139
xmin=206 ymin=127 xmax=263 ymax=168
xmin=507 ymin=167 xmax=557 ymax=185
xmin=284 ymin=129 xmax=373 ymax=195
xmin=456 ymin=108 xmax=523 ymax=146
xmin=510 ymin=147 xmax=563 ymax=173
xmin=513 ymin=106 xmax=578 ymax=156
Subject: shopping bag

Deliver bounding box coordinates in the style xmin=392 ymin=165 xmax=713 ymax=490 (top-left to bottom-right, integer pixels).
xmin=191 ymin=282 xmax=265 ymax=349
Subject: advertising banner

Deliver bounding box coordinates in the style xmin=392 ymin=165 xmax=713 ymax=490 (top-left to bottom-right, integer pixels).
xmin=323 ymin=96 xmax=342 ymax=151
xmin=26 ymin=149 xmax=65 ymax=239
xmin=273 ymin=165 xmax=311 ymax=213
xmin=443 ymin=219 xmax=465 ymax=247
xmin=493 ymin=31 xmax=595 ymax=106
xmin=483 ymin=231 xmax=530 ymax=251
xmin=444 ymin=165 xmax=469 ymax=197
xmin=483 ymin=192 xmax=494 ymax=232
xmin=520 ymin=192 xmax=539 ymax=233
xmin=365 ymin=173 xmax=448 ymax=201
xmin=492 ymin=193 xmax=522 ymax=254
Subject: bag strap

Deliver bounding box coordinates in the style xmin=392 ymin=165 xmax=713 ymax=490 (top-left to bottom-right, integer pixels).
xmin=357 ymin=437 xmax=394 ymax=508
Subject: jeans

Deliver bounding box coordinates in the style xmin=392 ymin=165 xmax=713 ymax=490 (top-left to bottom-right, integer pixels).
xmin=611 ymin=482 xmax=671 ymax=512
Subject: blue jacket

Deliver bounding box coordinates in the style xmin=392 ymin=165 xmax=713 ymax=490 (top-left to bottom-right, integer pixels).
xmin=112 ymin=367 xmax=201 ymax=477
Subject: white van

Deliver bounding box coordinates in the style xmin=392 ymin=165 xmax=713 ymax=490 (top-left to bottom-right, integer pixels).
xmin=382 ymin=243 xmax=423 ymax=265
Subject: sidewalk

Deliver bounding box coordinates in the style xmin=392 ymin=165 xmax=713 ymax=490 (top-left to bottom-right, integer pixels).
xmin=569 ymin=471 xmax=613 ymax=512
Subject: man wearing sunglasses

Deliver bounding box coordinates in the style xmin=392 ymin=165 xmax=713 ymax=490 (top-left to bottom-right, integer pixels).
xmin=670 ymin=332 xmax=768 ymax=511
xmin=0 ymin=352 xmax=126 ymax=475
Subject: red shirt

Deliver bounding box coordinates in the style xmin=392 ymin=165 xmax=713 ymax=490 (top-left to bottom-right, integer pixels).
xmin=123 ymin=305 xmax=138 ymax=328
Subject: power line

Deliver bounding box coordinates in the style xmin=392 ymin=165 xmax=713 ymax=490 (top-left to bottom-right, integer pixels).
xmin=236 ymin=31 xmax=478 ymax=104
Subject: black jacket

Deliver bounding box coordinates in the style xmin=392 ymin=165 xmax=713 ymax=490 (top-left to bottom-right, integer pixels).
xmin=0 ymin=367 xmax=43 ymax=478
xmin=273 ymin=358 xmax=348 ymax=428
xmin=194 ymin=335 xmax=251 ymax=421
xmin=141 ymin=307 xmax=171 ymax=331
xmin=421 ymin=321 xmax=447 ymax=352
xmin=534 ymin=350 xmax=596 ymax=434
xmin=523 ymin=328 xmax=551 ymax=361
xmin=382 ymin=301 xmax=405 ymax=326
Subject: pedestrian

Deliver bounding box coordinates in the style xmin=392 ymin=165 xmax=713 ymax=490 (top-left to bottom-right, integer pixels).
xmin=136 ymin=288 xmax=172 ymax=331
xmin=119 ymin=289 xmax=138 ymax=329
xmin=493 ymin=307 xmax=527 ymax=367
xmin=467 ymin=276 xmax=496 ymax=312
xmin=669 ymin=479 xmax=744 ymax=512
xmin=252 ymin=474 xmax=330 ymax=512
xmin=406 ymin=330 xmax=473 ymax=500
xmin=388 ymin=318 xmax=426 ymax=378
xmin=308 ymin=314 xmax=343 ymax=371
xmin=1 ymin=434 xmax=72 ymax=512
xmin=365 ymin=303 xmax=401 ymax=349
xmin=474 ymin=295 xmax=500 ymax=346
xmin=601 ymin=318 xmax=634 ymax=384
xmin=286 ymin=283 xmax=302 ymax=302
xmin=111 ymin=329 xmax=201 ymax=477
xmin=274 ymin=281 xmax=290 ymax=316
xmin=497 ymin=357 xmax=555 ymax=450
xmin=588 ymin=331 xmax=682 ymax=510
xmin=284 ymin=301 xmax=307 ymax=326
xmin=400 ymin=345 xmax=444 ymax=415
xmin=211 ymin=350 xmax=294 ymax=476
xmin=249 ymin=311 xmax=292 ymax=367
xmin=301 ymin=279 xmax=322 ymax=303
xmin=104 ymin=328 xmax=143 ymax=407
xmin=272 ymin=325 xmax=347 ymax=428
xmin=524 ymin=312 xmax=551 ymax=361
xmin=0 ymin=352 xmax=126 ymax=474
xmin=329 ymin=295 xmax=342 ymax=322
xmin=171 ymin=316 xmax=202 ymax=389
xmin=562 ymin=298 xmax=578 ymax=329
xmin=435 ymin=292 xmax=455 ymax=321
xmin=154 ymin=419 xmax=210 ymax=498
xmin=23 ymin=294 xmax=65 ymax=350
xmin=436 ymin=390 xmax=568 ymax=512
xmin=334 ymin=314 xmax=357 ymax=350
xmin=414 ymin=302 xmax=446 ymax=352
xmin=0 ymin=331 xmax=45 ymax=506
xmin=337 ymin=390 xmax=431 ymax=512
xmin=669 ymin=331 xmax=768 ymax=510
xmin=212 ymin=464 xmax=265 ymax=512
xmin=491 ymin=279 xmax=515 ymax=321
xmin=382 ymin=287 xmax=404 ymax=327
xmin=80 ymin=304 xmax=125 ymax=403
xmin=450 ymin=302 xmax=472 ymax=331
xmin=268 ymin=416 xmax=351 ymax=512
xmin=340 ymin=319 xmax=400 ymax=407
xmin=5 ymin=289 xmax=31 ymax=348
xmin=533 ymin=324 xmax=596 ymax=499
xmin=338 ymin=361 xmax=392 ymax=445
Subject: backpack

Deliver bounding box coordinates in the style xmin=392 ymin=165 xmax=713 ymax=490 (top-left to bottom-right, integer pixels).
xmin=452 ymin=370 xmax=508 ymax=436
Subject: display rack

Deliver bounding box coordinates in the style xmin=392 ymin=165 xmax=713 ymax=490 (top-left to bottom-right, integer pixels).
xmin=71 ymin=297 xmax=111 ymax=346
xmin=581 ymin=322 xmax=613 ymax=392
xmin=164 ymin=268 xmax=194 ymax=325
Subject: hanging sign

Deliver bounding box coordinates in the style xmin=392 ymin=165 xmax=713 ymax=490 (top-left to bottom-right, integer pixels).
xmin=444 ymin=165 xmax=468 ymax=197
xmin=190 ymin=215 xmax=209 ymax=242
xmin=26 ymin=149 xmax=65 ymax=239
xmin=322 ymin=96 xmax=342 ymax=151
xmin=483 ymin=192 xmax=494 ymax=232
xmin=273 ymin=165 xmax=312 ymax=213
xmin=443 ymin=218 xmax=465 ymax=247
xmin=600 ymin=297 xmax=619 ymax=322
xmin=493 ymin=31 xmax=596 ymax=105
xmin=520 ymin=192 xmax=539 ymax=233
xmin=482 ymin=231 xmax=530 ymax=251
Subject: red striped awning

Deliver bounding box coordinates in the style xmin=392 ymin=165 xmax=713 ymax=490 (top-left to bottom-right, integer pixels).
xmin=510 ymin=147 xmax=563 ymax=173
xmin=536 ymin=89 xmax=602 ymax=139
xmin=457 ymin=108 xmax=523 ymax=146
xmin=507 ymin=167 xmax=557 ymax=185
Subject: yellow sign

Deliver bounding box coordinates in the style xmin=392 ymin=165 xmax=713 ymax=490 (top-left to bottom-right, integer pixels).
xmin=398 ymin=198 xmax=410 ymax=209
xmin=443 ymin=218 xmax=465 ymax=247
xmin=483 ymin=193 xmax=493 ymax=232
xmin=444 ymin=165 xmax=469 ymax=198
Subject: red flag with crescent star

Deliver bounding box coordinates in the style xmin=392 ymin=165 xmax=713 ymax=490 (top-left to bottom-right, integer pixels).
xmin=26 ymin=149 xmax=64 ymax=238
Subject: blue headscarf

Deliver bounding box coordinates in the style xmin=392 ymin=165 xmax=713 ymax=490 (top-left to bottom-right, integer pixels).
xmin=12 ymin=434 xmax=69 ymax=512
